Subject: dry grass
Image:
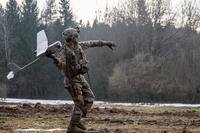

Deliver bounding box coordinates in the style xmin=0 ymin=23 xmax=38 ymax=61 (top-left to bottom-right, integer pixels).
xmin=0 ymin=104 xmax=200 ymax=133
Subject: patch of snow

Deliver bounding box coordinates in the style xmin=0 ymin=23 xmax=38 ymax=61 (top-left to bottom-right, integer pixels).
xmin=0 ymin=98 xmax=6 ymax=101
xmin=97 ymin=102 xmax=200 ymax=108
xmin=0 ymin=98 xmax=74 ymax=105
xmin=15 ymin=128 xmax=65 ymax=132
xmin=1 ymin=98 xmax=200 ymax=108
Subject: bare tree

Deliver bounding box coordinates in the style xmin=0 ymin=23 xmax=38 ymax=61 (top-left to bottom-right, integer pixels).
xmin=180 ymin=0 xmax=200 ymax=31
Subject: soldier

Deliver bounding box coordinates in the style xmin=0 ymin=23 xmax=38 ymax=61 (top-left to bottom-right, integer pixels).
xmin=45 ymin=27 xmax=116 ymax=133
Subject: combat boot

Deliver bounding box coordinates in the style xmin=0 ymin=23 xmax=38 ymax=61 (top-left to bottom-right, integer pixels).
xmin=67 ymin=124 xmax=86 ymax=133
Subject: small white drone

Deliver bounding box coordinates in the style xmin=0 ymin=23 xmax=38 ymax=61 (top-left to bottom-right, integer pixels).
xmin=7 ymin=30 xmax=62 ymax=80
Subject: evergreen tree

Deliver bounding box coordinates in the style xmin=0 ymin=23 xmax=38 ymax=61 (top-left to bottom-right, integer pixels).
xmin=59 ymin=0 xmax=73 ymax=27
xmin=5 ymin=0 xmax=20 ymax=33
xmin=42 ymin=0 xmax=57 ymax=26
xmin=9 ymin=0 xmax=40 ymax=98
xmin=0 ymin=4 xmax=3 ymax=13
xmin=92 ymin=17 xmax=98 ymax=28
xmin=0 ymin=4 xmax=5 ymax=62
xmin=46 ymin=19 xmax=63 ymax=43
xmin=86 ymin=20 xmax=91 ymax=28
xmin=0 ymin=4 xmax=6 ymax=76
xmin=20 ymin=0 xmax=39 ymax=62
xmin=5 ymin=0 xmax=20 ymax=61
xmin=3 ymin=0 xmax=21 ymax=98
xmin=136 ymin=0 xmax=150 ymax=25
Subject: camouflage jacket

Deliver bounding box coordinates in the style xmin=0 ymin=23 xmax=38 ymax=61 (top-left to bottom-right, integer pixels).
xmin=54 ymin=40 xmax=112 ymax=87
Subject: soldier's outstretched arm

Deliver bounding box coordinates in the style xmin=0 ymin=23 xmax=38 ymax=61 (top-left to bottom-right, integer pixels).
xmin=79 ymin=40 xmax=116 ymax=50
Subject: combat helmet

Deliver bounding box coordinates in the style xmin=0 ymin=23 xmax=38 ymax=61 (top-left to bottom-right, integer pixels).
xmin=62 ymin=27 xmax=80 ymax=42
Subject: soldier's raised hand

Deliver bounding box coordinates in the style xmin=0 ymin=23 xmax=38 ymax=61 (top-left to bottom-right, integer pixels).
xmin=107 ymin=42 xmax=116 ymax=50
xmin=45 ymin=50 xmax=54 ymax=58
xmin=45 ymin=50 xmax=59 ymax=64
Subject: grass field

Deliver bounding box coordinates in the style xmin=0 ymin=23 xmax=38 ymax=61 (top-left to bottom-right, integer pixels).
xmin=0 ymin=102 xmax=200 ymax=133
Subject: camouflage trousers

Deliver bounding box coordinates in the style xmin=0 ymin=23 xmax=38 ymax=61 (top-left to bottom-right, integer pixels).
xmin=65 ymin=76 xmax=95 ymax=126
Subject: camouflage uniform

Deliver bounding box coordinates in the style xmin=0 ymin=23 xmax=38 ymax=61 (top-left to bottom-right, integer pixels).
xmin=48 ymin=28 xmax=115 ymax=132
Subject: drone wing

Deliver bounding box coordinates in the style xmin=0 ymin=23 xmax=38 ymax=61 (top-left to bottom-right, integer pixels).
xmin=36 ymin=30 xmax=48 ymax=57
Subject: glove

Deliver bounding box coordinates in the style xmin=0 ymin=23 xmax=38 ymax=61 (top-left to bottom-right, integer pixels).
xmin=107 ymin=42 xmax=116 ymax=50
xmin=45 ymin=50 xmax=54 ymax=58
xmin=79 ymin=66 xmax=88 ymax=74
xmin=45 ymin=50 xmax=58 ymax=64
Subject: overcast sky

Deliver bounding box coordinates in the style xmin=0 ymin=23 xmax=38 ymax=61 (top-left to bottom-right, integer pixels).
xmin=0 ymin=0 xmax=118 ymax=24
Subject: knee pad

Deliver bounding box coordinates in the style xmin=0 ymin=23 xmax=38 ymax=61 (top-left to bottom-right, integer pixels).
xmin=83 ymin=100 xmax=94 ymax=111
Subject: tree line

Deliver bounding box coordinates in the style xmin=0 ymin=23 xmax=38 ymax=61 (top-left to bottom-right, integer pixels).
xmin=0 ymin=0 xmax=200 ymax=103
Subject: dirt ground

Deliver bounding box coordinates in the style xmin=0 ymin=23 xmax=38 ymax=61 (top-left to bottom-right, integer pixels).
xmin=0 ymin=102 xmax=200 ymax=133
